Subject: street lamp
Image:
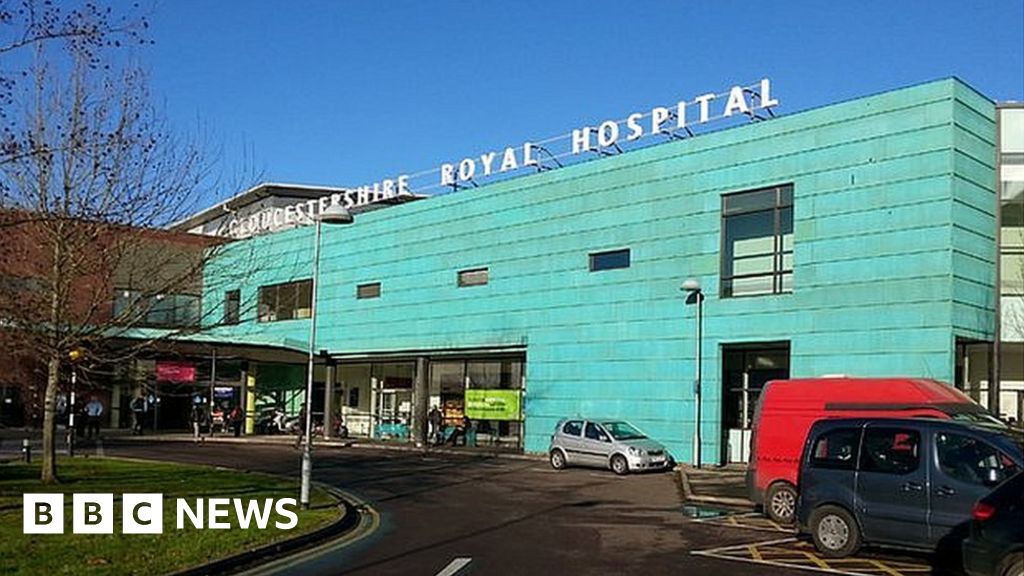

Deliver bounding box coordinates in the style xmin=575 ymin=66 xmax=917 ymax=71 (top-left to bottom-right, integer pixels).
xmin=681 ymin=278 xmax=704 ymax=469
xmin=301 ymin=203 xmax=354 ymax=509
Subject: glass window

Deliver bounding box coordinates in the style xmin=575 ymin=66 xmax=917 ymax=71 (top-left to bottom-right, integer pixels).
xmin=257 ymin=280 xmax=312 ymax=322
xmin=859 ymin=428 xmax=920 ymax=475
xmin=223 ymin=290 xmax=240 ymax=325
xmin=810 ymin=428 xmax=860 ymax=470
xmin=562 ymin=420 xmax=583 ymax=436
xmin=721 ymin=184 xmax=793 ymax=297
xmin=584 ymin=422 xmax=607 ymax=441
xmin=113 ymin=289 xmax=141 ymax=319
xmin=589 ymin=248 xmax=630 ymax=271
xmin=458 ymin=268 xmax=489 ymax=287
xmin=357 ymin=282 xmax=381 ymax=299
xmin=936 ymin=432 xmax=1021 ymax=486
xmin=601 ymin=421 xmax=646 ymax=440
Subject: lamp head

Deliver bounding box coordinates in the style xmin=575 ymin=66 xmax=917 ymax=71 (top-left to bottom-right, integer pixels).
xmin=318 ymin=203 xmax=354 ymax=225
xmin=681 ymin=278 xmax=702 ymax=293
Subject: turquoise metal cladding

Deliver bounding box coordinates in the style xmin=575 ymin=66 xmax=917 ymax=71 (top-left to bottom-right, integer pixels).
xmin=199 ymin=78 xmax=996 ymax=462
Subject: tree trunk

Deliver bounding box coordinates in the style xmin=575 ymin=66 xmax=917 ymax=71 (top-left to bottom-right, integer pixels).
xmin=40 ymin=353 xmax=60 ymax=483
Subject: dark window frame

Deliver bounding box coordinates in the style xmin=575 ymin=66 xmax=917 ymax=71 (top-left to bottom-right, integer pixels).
xmin=589 ymin=248 xmax=631 ymax=272
xmin=113 ymin=288 xmax=200 ymax=328
xmin=720 ymin=183 xmax=794 ymax=298
xmin=257 ymin=279 xmax=313 ymax=323
xmin=457 ymin=267 xmax=489 ymax=287
xmin=223 ymin=289 xmax=241 ymax=325
xmin=356 ymin=282 xmax=381 ymax=299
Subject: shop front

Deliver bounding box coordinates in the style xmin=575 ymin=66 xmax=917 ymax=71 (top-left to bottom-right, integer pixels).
xmin=334 ymin=354 xmax=525 ymax=449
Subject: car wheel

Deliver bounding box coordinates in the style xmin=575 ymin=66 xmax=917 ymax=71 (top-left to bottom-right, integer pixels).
xmin=550 ymin=449 xmax=567 ymax=470
xmin=810 ymin=505 xmax=861 ymax=558
xmin=999 ymin=552 xmax=1024 ymax=576
xmin=765 ymin=482 xmax=798 ymax=525
xmin=610 ymin=454 xmax=629 ymax=476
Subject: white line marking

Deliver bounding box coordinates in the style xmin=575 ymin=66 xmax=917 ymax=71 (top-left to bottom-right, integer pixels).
xmin=435 ymin=557 xmax=473 ymax=576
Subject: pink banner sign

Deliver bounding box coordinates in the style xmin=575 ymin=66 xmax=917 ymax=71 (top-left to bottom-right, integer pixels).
xmin=156 ymin=361 xmax=196 ymax=383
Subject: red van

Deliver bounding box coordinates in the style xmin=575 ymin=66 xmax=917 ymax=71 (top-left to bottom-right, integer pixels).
xmin=746 ymin=376 xmax=1004 ymax=525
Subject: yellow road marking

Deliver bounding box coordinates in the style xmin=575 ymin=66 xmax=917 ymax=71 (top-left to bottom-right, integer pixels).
xmin=748 ymin=545 xmax=763 ymax=561
xmin=869 ymin=559 xmax=904 ymax=576
xmin=801 ymin=550 xmax=831 ymax=569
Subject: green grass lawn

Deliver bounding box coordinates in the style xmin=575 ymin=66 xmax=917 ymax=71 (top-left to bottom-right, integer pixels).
xmin=0 ymin=457 xmax=343 ymax=575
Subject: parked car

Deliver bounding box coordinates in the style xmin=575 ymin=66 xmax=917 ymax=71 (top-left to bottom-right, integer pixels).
xmin=796 ymin=418 xmax=1022 ymax=558
xmin=548 ymin=419 xmax=672 ymax=475
xmin=962 ymin=471 xmax=1024 ymax=576
xmin=747 ymin=376 xmax=1006 ymax=524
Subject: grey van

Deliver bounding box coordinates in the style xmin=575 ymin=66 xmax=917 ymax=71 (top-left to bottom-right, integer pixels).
xmin=796 ymin=418 xmax=1023 ymax=558
xmin=548 ymin=419 xmax=672 ymax=475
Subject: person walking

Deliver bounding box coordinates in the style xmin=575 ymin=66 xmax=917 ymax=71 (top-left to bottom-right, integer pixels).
xmin=293 ymin=403 xmax=307 ymax=449
xmin=130 ymin=395 xmax=146 ymax=435
xmin=229 ymin=404 xmax=244 ymax=437
xmin=428 ymin=405 xmax=443 ymax=446
xmin=84 ymin=396 xmax=104 ymax=439
xmin=190 ymin=401 xmax=207 ymax=444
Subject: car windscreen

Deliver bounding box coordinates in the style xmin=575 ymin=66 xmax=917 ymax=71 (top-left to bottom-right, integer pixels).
xmin=601 ymin=421 xmax=646 ymax=441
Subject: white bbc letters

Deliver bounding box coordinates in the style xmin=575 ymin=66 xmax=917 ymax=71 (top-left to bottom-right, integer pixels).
xmin=23 ymin=493 xmax=64 ymax=534
xmin=73 ymin=493 xmax=114 ymax=534
xmin=25 ymin=493 xmax=297 ymax=534
xmin=123 ymin=493 xmax=163 ymax=534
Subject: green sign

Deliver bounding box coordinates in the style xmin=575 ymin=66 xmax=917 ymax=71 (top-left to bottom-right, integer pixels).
xmin=465 ymin=389 xmax=520 ymax=421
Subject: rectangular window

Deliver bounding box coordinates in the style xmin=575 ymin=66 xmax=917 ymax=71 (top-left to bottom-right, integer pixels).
xmin=357 ymin=282 xmax=381 ymax=299
xmin=458 ymin=267 xmax=489 ymax=287
xmin=859 ymin=428 xmax=920 ymax=475
xmin=589 ymin=248 xmax=630 ymax=271
xmin=113 ymin=289 xmax=141 ymax=319
xmin=113 ymin=289 xmax=199 ymax=327
xmin=721 ymin=184 xmax=793 ymax=297
xmin=809 ymin=428 xmax=860 ymax=470
xmin=257 ymin=279 xmax=313 ymax=322
xmin=223 ymin=290 xmax=240 ymax=325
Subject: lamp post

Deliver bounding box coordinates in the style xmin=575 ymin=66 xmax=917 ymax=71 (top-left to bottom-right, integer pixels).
xmin=301 ymin=203 xmax=353 ymax=509
xmin=681 ymin=278 xmax=704 ymax=469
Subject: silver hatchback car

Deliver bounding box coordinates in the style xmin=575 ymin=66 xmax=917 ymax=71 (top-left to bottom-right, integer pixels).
xmin=548 ymin=419 xmax=673 ymax=475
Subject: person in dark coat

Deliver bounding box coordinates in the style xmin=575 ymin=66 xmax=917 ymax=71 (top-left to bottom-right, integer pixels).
xmin=428 ymin=406 xmax=443 ymax=445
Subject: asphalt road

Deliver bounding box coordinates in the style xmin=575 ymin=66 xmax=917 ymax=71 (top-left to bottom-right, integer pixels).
xmin=90 ymin=437 xmax=808 ymax=576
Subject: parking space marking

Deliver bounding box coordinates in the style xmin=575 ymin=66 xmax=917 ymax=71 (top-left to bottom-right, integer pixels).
xmin=690 ymin=511 xmax=794 ymax=533
xmin=692 ymin=537 xmax=932 ymax=576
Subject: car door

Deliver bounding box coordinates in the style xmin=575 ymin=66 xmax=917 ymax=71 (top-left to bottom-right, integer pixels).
xmin=582 ymin=421 xmax=613 ymax=467
xmin=855 ymin=425 xmax=929 ymax=547
xmin=929 ymin=430 xmax=1022 ymax=545
xmin=557 ymin=420 xmax=585 ymax=464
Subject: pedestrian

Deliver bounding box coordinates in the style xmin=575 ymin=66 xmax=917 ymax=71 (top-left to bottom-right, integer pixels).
xmin=428 ymin=405 xmax=443 ymax=446
xmin=130 ymin=395 xmax=146 ymax=435
xmin=84 ymin=396 xmax=104 ymax=439
xmin=190 ymin=401 xmax=207 ymax=444
xmin=229 ymin=404 xmax=244 ymax=437
xmin=294 ymin=403 xmax=307 ymax=449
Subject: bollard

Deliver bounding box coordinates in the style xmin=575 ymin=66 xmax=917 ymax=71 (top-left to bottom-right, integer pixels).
xmin=22 ymin=438 xmax=31 ymax=463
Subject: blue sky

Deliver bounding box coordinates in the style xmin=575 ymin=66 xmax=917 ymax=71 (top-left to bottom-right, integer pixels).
xmin=143 ymin=1 xmax=1024 ymax=205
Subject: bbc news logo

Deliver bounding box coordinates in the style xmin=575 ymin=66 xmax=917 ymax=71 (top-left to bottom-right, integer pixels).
xmin=24 ymin=494 xmax=299 ymax=534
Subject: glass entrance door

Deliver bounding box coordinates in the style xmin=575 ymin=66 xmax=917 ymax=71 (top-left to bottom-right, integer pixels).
xmin=721 ymin=343 xmax=790 ymax=463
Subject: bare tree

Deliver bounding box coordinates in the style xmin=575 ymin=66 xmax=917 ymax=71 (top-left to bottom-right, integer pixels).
xmin=0 ymin=3 xmax=258 ymax=483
